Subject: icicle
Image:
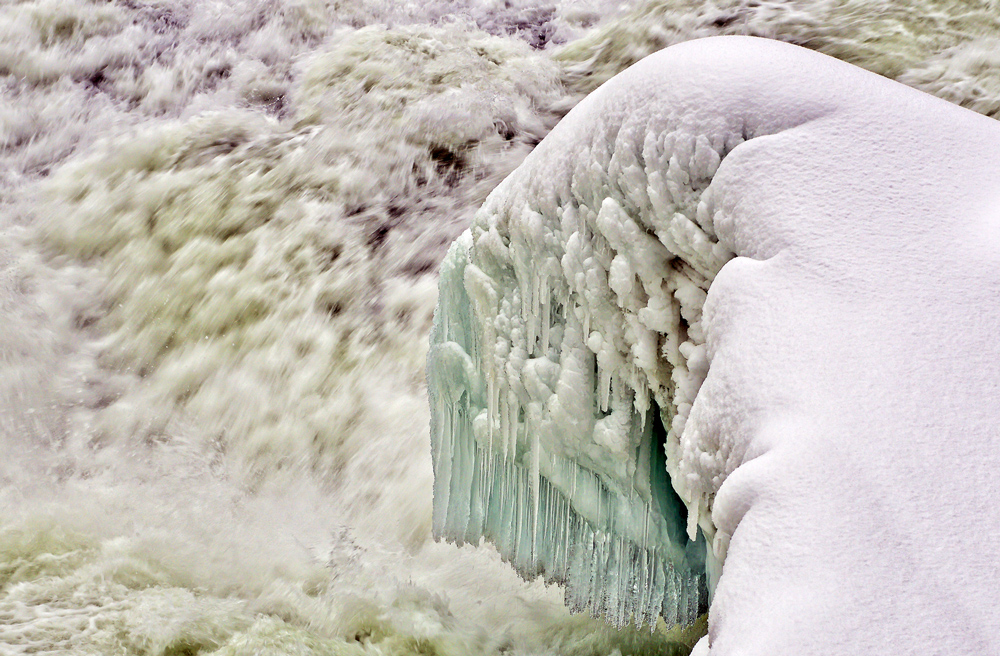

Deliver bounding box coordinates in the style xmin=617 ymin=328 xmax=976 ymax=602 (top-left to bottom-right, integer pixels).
xmin=540 ymin=274 xmax=551 ymax=355
xmin=487 ymin=374 xmax=497 ymax=453
xmin=687 ymin=497 xmax=700 ymax=541
xmin=599 ymin=367 xmax=612 ymax=414
xmin=499 ymin=385 xmax=509 ymax=459
xmin=526 ymin=271 xmax=538 ymax=354
xmin=530 ymin=408 xmax=541 ymax=563
xmin=635 ymin=375 xmax=650 ymax=418
xmin=507 ymin=392 xmax=518 ymax=457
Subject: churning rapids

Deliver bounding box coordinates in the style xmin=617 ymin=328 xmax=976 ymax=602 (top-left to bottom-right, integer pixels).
xmin=2 ymin=1 xmax=1000 ymax=654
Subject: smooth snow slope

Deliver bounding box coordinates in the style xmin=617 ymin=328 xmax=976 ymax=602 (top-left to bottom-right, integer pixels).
xmin=430 ymin=35 xmax=1000 ymax=653
xmin=675 ymin=39 xmax=1000 ymax=655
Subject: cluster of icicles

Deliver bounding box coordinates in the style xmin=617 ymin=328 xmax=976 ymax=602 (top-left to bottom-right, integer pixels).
xmin=428 ymin=101 xmax=740 ymax=629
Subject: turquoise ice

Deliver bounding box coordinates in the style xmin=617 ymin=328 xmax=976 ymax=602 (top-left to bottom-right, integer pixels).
xmin=429 ymin=229 xmax=710 ymax=629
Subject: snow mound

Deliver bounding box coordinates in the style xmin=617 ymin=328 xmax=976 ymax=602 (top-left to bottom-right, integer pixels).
xmin=430 ymin=35 xmax=1000 ymax=652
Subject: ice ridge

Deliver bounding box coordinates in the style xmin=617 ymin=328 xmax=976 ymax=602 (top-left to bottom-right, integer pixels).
xmin=427 ymin=37 xmax=767 ymax=629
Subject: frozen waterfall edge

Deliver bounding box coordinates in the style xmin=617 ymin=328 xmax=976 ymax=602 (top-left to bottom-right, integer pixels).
xmin=427 ymin=36 xmax=837 ymax=630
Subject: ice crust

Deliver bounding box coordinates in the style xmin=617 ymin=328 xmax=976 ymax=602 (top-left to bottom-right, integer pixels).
xmin=429 ymin=35 xmax=1000 ymax=651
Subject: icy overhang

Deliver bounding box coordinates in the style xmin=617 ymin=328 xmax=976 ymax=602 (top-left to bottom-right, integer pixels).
xmin=429 ymin=35 xmax=1000 ymax=652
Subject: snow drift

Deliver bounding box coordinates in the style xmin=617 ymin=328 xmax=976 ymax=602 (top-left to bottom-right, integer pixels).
xmin=428 ymin=35 xmax=1000 ymax=653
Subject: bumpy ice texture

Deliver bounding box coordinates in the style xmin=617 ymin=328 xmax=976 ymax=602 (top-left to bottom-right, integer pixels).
xmin=429 ymin=35 xmax=1000 ymax=653
xmin=428 ymin=32 xmax=749 ymax=629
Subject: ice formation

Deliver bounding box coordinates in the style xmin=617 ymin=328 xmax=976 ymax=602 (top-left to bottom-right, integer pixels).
xmin=429 ymin=32 xmax=745 ymax=628
xmin=429 ymin=35 xmax=1000 ymax=651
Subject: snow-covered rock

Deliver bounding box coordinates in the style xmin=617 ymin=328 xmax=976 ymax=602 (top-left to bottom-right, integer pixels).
xmin=429 ymin=35 xmax=1000 ymax=653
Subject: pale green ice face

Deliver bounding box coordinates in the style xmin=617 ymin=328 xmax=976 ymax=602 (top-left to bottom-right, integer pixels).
xmin=429 ymin=227 xmax=712 ymax=631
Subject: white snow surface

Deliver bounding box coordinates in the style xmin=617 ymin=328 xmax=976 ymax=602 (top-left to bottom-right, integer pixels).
xmin=672 ymin=39 xmax=1000 ymax=654
xmin=434 ymin=35 xmax=1000 ymax=653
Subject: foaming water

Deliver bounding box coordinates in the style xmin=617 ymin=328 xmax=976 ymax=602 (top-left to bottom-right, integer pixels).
xmin=1 ymin=0 xmax=998 ymax=653
xmin=556 ymin=0 xmax=1000 ymax=110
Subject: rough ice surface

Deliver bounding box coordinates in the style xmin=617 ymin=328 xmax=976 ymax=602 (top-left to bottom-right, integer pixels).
xmin=429 ymin=35 xmax=1000 ymax=652
xmin=430 ymin=223 xmax=711 ymax=629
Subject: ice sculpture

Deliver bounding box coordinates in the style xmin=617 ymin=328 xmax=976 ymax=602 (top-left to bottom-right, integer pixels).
xmin=428 ymin=34 xmax=743 ymax=628
xmin=430 ymin=36 xmax=1000 ymax=651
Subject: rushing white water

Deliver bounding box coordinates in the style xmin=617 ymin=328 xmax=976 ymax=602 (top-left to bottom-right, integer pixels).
xmin=2 ymin=1 xmax=999 ymax=654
